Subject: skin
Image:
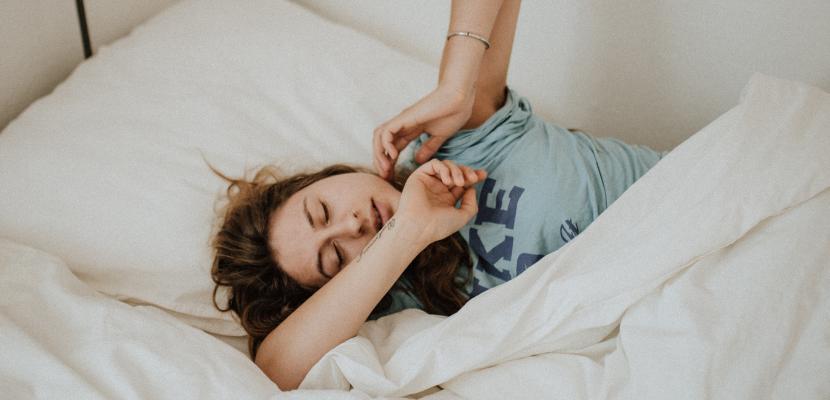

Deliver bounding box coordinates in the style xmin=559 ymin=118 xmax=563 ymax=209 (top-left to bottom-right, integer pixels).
xmin=256 ymin=0 xmax=520 ymax=389
xmin=269 ymin=173 xmax=401 ymax=288
xmin=269 ymin=163 xmax=485 ymax=290
xmin=373 ymin=0 xmax=520 ymax=179
xmin=257 ymin=160 xmax=484 ymax=390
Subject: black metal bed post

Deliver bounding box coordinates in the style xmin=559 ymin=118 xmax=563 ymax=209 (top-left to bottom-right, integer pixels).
xmin=75 ymin=0 xmax=93 ymax=58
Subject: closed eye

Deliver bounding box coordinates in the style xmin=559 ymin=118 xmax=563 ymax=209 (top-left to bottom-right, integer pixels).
xmin=333 ymin=241 xmax=343 ymax=267
xmin=321 ymin=200 xmax=330 ymax=224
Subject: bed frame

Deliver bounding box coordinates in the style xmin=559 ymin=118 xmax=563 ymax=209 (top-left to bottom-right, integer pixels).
xmin=75 ymin=0 xmax=93 ymax=59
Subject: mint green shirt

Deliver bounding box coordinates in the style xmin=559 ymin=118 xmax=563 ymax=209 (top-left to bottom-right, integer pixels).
xmin=372 ymin=89 xmax=663 ymax=318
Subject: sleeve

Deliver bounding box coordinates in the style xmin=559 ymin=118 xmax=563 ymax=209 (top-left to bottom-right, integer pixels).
xmin=589 ymin=136 xmax=665 ymax=208
xmin=367 ymin=278 xmax=425 ymax=320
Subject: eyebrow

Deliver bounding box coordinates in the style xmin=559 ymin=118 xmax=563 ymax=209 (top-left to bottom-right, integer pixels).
xmin=303 ymin=196 xmax=330 ymax=280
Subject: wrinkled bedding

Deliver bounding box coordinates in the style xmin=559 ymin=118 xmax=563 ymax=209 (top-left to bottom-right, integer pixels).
xmin=1 ymin=74 xmax=828 ymax=399
xmin=300 ymin=74 xmax=830 ymax=399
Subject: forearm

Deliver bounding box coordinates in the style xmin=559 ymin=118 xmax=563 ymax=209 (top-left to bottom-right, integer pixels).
xmin=255 ymin=217 xmax=426 ymax=390
xmin=438 ymin=0 xmax=504 ymax=93
xmin=464 ymin=0 xmax=520 ymax=129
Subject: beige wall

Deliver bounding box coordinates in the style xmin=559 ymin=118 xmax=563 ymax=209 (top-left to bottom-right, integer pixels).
xmin=85 ymin=0 xmax=178 ymax=51
xmin=0 ymin=0 xmax=83 ymax=130
xmin=295 ymin=0 xmax=830 ymax=150
xmin=4 ymin=0 xmax=828 ymax=149
xmin=0 ymin=0 xmax=178 ymax=130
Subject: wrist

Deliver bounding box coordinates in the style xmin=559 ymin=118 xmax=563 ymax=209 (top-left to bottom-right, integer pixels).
xmin=388 ymin=214 xmax=435 ymax=250
xmin=438 ymin=35 xmax=486 ymax=94
xmin=433 ymin=84 xmax=475 ymax=113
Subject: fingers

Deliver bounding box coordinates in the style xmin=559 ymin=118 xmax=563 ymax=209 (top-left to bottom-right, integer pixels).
xmin=459 ymin=165 xmax=480 ymax=183
xmin=423 ymin=159 xmax=485 ymax=188
xmin=429 ymin=159 xmax=457 ymax=187
xmin=415 ymin=137 xmax=446 ymax=164
xmin=394 ymin=126 xmax=422 ymax=150
xmin=475 ymin=169 xmax=488 ymax=181
xmin=381 ymin=129 xmax=398 ymax=161
xmin=373 ymin=122 xmax=403 ymax=180
xmin=373 ymin=117 xmax=426 ymax=180
xmin=372 ymin=125 xmax=390 ymax=179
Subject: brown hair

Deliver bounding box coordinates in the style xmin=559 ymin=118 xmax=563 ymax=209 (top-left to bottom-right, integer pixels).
xmin=210 ymin=164 xmax=472 ymax=358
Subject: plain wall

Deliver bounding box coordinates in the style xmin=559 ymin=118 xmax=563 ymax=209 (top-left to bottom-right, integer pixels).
xmin=4 ymin=0 xmax=829 ymax=149
xmin=85 ymin=0 xmax=179 ymax=52
xmin=0 ymin=0 xmax=178 ymax=130
xmin=294 ymin=0 xmax=830 ymax=150
xmin=0 ymin=0 xmax=83 ymax=130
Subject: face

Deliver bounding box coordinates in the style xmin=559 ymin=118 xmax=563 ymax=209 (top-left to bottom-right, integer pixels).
xmin=269 ymin=172 xmax=401 ymax=288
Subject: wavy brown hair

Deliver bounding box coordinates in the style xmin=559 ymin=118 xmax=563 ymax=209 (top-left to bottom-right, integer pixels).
xmin=210 ymin=164 xmax=472 ymax=358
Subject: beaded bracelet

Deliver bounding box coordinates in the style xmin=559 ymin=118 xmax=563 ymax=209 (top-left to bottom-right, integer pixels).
xmin=446 ymin=31 xmax=491 ymax=49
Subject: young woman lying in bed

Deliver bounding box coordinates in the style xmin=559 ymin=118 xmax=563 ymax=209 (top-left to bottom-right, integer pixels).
xmin=211 ymin=0 xmax=662 ymax=390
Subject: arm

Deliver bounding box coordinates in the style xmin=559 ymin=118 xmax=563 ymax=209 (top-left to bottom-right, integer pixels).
xmin=255 ymin=161 xmax=485 ymax=390
xmin=256 ymin=216 xmax=426 ymax=390
xmin=437 ymin=0 xmax=505 ymax=99
xmin=373 ymin=0 xmax=508 ymax=178
xmin=464 ymin=0 xmax=521 ymax=129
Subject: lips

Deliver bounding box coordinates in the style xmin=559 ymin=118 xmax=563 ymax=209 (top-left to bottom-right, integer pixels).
xmin=371 ymin=199 xmax=383 ymax=232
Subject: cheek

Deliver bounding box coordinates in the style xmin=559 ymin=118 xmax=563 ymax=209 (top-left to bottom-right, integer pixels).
xmin=374 ymin=180 xmax=400 ymax=199
xmin=384 ymin=186 xmax=402 ymax=210
xmin=344 ymin=236 xmax=370 ymax=265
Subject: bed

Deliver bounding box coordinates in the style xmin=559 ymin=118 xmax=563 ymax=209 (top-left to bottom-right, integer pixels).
xmin=1 ymin=1 xmax=829 ymax=399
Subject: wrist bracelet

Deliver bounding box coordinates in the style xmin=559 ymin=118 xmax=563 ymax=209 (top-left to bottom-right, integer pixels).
xmin=446 ymin=31 xmax=491 ymax=49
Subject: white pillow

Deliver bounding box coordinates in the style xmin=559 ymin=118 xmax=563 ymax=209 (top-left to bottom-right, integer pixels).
xmin=0 ymin=0 xmax=435 ymax=335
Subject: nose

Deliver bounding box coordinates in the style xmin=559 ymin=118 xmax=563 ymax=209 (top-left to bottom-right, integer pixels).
xmin=327 ymin=210 xmax=366 ymax=239
xmin=320 ymin=211 xmax=369 ymax=263
xmin=344 ymin=210 xmax=365 ymax=237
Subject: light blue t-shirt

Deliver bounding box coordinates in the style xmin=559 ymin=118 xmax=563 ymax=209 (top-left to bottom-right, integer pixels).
xmin=374 ymin=89 xmax=663 ymax=317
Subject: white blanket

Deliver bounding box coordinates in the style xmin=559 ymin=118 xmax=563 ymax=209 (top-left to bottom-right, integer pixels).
xmin=1 ymin=74 xmax=828 ymax=399
xmin=302 ymin=74 xmax=830 ymax=398
xmin=0 ymin=240 xmax=278 ymax=399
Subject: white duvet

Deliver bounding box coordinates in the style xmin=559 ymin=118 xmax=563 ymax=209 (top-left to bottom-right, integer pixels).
xmin=2 ymin=74 xmax=829 ymax=399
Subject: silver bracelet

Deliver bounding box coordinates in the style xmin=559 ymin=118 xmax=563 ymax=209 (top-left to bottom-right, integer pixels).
xmin=446 ymin=31 xmax=491 ymax=49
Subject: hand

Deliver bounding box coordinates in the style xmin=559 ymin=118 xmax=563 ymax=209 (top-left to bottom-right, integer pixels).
xmin=373 ymin=85 xmax=476 ymax=180
xmin=395 ymin=159 xmax=486 ymax=246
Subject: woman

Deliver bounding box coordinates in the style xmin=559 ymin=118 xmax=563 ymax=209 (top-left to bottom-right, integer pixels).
xmin=211 ymin=0 xmax=663 ymax=390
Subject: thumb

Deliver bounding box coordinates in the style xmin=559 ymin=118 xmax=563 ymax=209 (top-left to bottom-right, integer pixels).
xmin=415 ymin=137 xmax=446 ymax=164
xmin=450 ymin=186 xmax=465 ymax=200
xmin=457 ymin=186 xmax=479 ymax=218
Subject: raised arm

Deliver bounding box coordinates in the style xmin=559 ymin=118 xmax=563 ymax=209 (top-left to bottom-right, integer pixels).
xmin=254 ymin=160 xmax=485 ymax=390
xmin=464 ymin=0 xmax=521 ymax=129
xmin=437 ymin=0 xmax=506 ymax=108
xmin=374 ymin=0 xmax=522 ymax=179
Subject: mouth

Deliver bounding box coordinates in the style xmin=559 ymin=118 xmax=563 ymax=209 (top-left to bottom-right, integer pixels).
xmin=371 ymin=199 xmax=383 ymax=232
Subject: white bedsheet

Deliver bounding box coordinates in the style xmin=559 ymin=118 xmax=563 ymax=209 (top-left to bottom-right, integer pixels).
xmin=0 ymin=240 xmax=277 ymax=399
xmin=300 ymin=74 xmax=830 ymax=398
xmin=1 ymin=74 xmax=828 ymax=399
xmin=0 ymin=242 xmax=383 ymax=400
